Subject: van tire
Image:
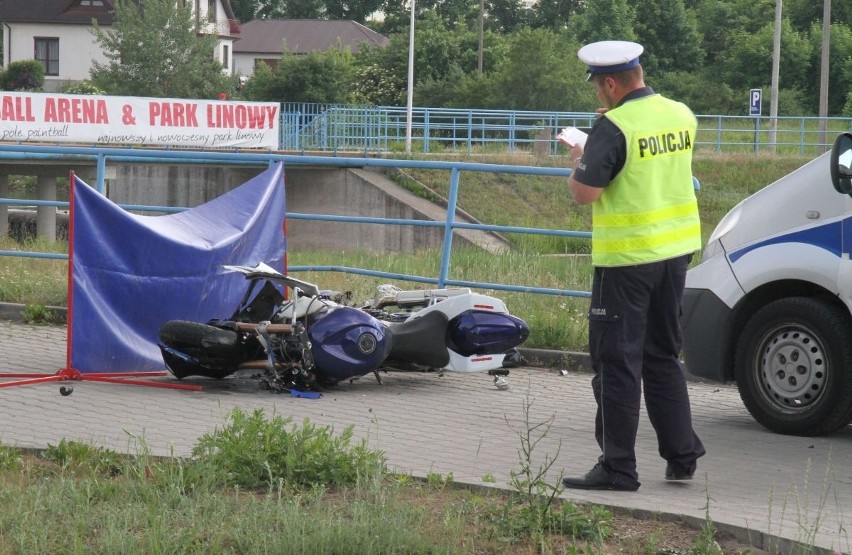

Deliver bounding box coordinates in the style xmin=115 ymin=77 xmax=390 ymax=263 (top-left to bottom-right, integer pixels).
xmin=735 ymin=297 xmax=852 ymax=436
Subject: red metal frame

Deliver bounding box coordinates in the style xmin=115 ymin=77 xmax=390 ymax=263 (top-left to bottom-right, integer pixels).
xmin=0 ymin=367 xmax=201 ymax=390
xmin=0 ymin=172 xmax=202 ymax=392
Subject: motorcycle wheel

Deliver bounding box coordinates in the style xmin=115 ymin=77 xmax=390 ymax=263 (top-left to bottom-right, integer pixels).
xmin=159 ymin=320 xmax=257 ymax=368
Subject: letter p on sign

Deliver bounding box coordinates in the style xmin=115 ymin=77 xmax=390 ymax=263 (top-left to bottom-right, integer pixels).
xmin=749 ymin=89 xmax=762 ymax=116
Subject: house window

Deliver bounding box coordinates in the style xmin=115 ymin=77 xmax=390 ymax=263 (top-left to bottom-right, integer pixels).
xmin=79 ymin=1 xmax=105 ymax=5
xmin=256 ymin=59 xmax=278 ymax=71
xmin=207 ymin=0 xmax=217 ymax=22
xmin=34 ymin=38 xmax=59 ymax=76
xmin=222 ymin=45 xmax=230 ymax=70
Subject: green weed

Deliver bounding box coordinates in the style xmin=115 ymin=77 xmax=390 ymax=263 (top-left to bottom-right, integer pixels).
xmin=191 ymin=407 xmax=386 ymax=490
xmin=43 ymin=439 xmax=123 ymax=476
xmin=497 ymin=392 xmax=612 ymax=550
xmin=0 ymin=445 xmax=22 ymax=471
xmin=21 ymin=303 xmax=57 ymax=324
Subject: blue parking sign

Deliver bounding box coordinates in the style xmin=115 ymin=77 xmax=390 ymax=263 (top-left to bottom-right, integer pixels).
xmin=749 ymin=89 xmax=762 ymax=116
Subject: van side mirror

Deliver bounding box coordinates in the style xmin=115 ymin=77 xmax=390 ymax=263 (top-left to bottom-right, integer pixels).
xmin=830 ymin=132 xmax=852 ymax=195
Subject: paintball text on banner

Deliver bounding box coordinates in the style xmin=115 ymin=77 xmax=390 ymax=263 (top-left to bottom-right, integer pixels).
xmin=0 ymin=91 xmax=280 ymax=149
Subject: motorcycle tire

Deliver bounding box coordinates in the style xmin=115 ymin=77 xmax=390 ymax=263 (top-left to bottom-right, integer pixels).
xmin=159 ymin=320 xmax=256 ymax=366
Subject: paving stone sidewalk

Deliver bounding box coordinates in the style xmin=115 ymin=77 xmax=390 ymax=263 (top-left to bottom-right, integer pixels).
xmin=0 ymin=322 xmax=849 ymax=554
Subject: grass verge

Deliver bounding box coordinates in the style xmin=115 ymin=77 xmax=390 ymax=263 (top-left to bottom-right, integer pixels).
xmin=0 ymin=408 xmax=758 ymax=554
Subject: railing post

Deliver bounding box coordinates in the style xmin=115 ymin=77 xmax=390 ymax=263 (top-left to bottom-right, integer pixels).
xmin=716 ymin=116 xmax=723 ymax=153
xmin=0 ymin=174 xmax=8 ymax=238
xmin=437 ymin=167 xmax=461 ymax=288
xmin=753 ymin=115 xmax=761 ymax=154
xmin=509 ymin=112 xmax=516 ymax=152
xmin=96 ymin=153 xmax=107 ymax=194
xmin=467 ymin=111 xmax=473 ymax=155
xmin=423 ymin=109 xmax=430 ymax=153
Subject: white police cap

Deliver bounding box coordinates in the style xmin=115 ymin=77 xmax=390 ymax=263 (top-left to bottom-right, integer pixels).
xmin=578 ymin=41 xmax=643 ymax=80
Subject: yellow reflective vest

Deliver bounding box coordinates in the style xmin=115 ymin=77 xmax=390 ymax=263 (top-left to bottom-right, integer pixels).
xmin=591 ymin=94 xmax=701 ymax=266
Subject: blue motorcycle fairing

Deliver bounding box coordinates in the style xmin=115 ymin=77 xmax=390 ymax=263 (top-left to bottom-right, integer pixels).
xmin=448 ymin=310 xmax=530 ymax=356
xmin=307 ymin=306 xmax=391 ymax=381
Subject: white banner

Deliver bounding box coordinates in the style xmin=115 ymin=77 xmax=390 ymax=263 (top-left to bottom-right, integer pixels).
xmin=0 ymin=92 xmax=280 ymax=149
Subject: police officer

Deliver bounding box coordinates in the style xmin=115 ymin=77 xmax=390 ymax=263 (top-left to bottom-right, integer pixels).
xmin=558 ymin=41 xmax=705 ymax=492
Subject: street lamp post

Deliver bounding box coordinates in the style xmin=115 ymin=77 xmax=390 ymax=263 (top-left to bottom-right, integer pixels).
xmin=405 ymin=0 xmax=415 ymax=154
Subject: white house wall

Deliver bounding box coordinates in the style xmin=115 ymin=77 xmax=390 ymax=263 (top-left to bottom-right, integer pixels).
xmin=2 ymin=0 xmax=235 ymax=92
xmin=200 ymin=0 xmax=236 ymax=74
xmin=233 ymin=52 xmax=276 ymax=78
xmin=4 ymin=23 xmax=108 ymax=92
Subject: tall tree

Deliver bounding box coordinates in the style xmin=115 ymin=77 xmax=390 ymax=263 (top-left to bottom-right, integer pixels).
xmin=490 ymin=29 xmax=595 ymax=111
xmin=379 ymin=0 xmax=482 ymax=34
xmin=90 ymin=0 xmax=231 ymax=98
xmin=264 ymin=0 xmax=325 ymax=18
xmin=530 ymin=0 xmax=581 ymax=31
xmin=324 ymin=0 xmax=385 ymax=21
xmin=572 ymin=0 xmax=637 ymax=45
xmin=633 ymin=0 xmax=704 ymax=75
xmin=357 ymin=14 xmax=487 ymax=94
xmin=229 ymin=0 xmax=263 ymax=21
xmin=693 ymin=0 xmax=774 ymax=66
xmin=806 ymin=21 xmax=852 ymax=115
xmin=485 ymin=0 xmax=530 ymax=33
xmin=231 ymin=0 xmax=385 ymax=21
xmin=717 ymin=18 xmax=812 ymax=92
xmin=354 ymin=16 xmax=509 ymax=106
xmin=785 ymin=0 xmax=852 ymax=33
xmin=711 ymin=0 xmax=775 ymax=34
xmin=691 ymin=0 xmax=736 ymax=65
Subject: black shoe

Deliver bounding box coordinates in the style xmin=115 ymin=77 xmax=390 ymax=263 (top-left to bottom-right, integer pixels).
xmin=561 ymin=463 xmax=640 ymax=491
xmin=665 ymin=463 xmax=695 ymax=481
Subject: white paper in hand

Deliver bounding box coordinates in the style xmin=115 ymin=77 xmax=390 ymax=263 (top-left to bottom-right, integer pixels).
xmin=556 ymin=127 xmax=588 ymax=148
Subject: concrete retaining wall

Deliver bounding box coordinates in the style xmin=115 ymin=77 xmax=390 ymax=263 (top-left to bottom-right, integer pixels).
xmin=105 ymin=164 xmax=508 ymax=253
xmin=4 ymin=163 xmax=510 ymax=253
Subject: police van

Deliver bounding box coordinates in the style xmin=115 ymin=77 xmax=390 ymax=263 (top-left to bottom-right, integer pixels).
xmin=682 ymin=132 xmax=852 ymax=436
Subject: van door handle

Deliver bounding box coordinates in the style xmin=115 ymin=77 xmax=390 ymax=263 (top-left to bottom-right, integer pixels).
xmin=806 ymin=211 xmax=820 ymax=219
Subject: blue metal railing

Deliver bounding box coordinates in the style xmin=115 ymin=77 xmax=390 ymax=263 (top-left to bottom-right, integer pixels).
xmin=279 ymin=103 xmax=852 ymax=156
xmin=0 ymin=144 xmax=591 ymax=298
xmin=280 ymin=103 xmax=599 ymax=154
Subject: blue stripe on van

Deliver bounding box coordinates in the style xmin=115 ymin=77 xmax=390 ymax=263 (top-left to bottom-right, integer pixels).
xmin=728 ymin=220 xmax=843 ymax=263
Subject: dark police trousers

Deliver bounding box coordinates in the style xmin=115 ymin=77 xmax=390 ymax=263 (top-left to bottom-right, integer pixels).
xmin=588 ymin=254 xmax=705 ymax=483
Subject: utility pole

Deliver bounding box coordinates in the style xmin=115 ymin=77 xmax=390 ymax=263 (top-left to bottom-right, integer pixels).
xmin=818 ymin=0 xmax=831 ymax=152
xmin=478 ymin=0 xmax=484 ymax=74
xmin=768 ymin=0 xmax=781 ymax=151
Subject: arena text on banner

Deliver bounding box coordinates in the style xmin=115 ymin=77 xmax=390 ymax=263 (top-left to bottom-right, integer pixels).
xmin=0 ymin=91 xmax=280 ymax=149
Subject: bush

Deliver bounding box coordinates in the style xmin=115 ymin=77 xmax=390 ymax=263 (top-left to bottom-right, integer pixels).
xmin=652 ymin=70 xmax=740 ymax=115
xmin=61 ymin=80 xmax=106 ymax=95
xmin=191 ymin=407 xmax=386 ymax=489
xmin=2 ymin=60 xmax=45 ymax=91
xmin=241 ymin=48 xmax=356 ymax=104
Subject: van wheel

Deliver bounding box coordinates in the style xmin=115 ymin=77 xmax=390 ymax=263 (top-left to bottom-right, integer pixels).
xmin=735 ymin=297 xmax=852 ymax=436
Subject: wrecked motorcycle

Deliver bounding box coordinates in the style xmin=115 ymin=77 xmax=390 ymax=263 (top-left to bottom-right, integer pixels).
xmin=158 ymin=263 xmax=530 ymax=392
